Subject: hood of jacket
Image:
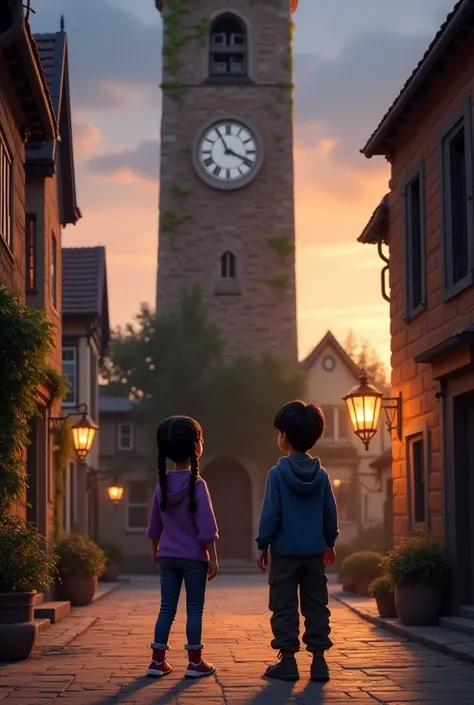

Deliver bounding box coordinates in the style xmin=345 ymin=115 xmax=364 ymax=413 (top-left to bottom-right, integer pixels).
xmin=161 ymin=470 xmax=197 ymax=506
xmin=276 ymin=454 xmax=324 ymax=496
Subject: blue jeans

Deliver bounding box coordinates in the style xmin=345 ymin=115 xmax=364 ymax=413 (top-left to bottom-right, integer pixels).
xmin=153 ymin=558 xmax=208 ymax=650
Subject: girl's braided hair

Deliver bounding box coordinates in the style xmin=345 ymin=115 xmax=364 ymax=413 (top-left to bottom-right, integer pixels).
xmin=156 ymin=415 xmax=202 ymax=512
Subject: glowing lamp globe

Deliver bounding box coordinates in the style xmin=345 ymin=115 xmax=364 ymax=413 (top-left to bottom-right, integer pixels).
xmin=71 ymin=411 xmax=98 ymax=460
xmin=343 ymin=371 xmax=383 ymax=451
xmin=107 ymin=483 xmax=124 ymax=505
xmin=332 ymin=478 xmax=342 ymax=489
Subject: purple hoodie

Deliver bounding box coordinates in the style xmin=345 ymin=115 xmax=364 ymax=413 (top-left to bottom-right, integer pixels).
xmin=146 ymin=471 xmax=219 ymax=562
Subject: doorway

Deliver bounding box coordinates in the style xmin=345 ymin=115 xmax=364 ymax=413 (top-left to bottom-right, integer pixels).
xmin=26 ymin=419 xmax=39 ymax=525
xmin=452 ymin=391 xmax=474 ymax=604
xmin=203 ymin=458 xmax=252 ymax=560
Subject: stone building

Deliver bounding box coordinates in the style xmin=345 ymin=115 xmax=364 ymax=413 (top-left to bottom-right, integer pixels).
xmin=152 ymin=0 xmax=299 ymax=565
xmin=357 ymin=0 xmax=474 ymax=610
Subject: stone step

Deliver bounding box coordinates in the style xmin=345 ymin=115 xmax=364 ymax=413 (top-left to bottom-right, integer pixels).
xmin=33 ymin=593 xmax=45 ymax=606
xmin=35 ymin=618 xmax=51 ymax=632
xmin=34 ymin=601 xmax=71 ymax=624
xmin=439 ymin=616 xmax=474 ymax=637
xmin=459 ymin=605 xmax=474 ymax=621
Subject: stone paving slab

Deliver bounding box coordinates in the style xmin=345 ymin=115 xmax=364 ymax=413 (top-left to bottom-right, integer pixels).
xmin=332 ymin=590 xmax=474 ymax=666
xmin=1 ymin=575 xmax=474 ymax=704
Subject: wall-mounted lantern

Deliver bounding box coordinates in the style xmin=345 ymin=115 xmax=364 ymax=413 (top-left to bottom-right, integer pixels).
xmin=343 ymin=370 xmax=402 ymax=451
xmin=107 ymin=481 xmax=125 ymax=506
xmin=50 ymin=403 xmax=98 ymax=461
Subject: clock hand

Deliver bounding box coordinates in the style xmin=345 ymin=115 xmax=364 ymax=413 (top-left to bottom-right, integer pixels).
xmin=215 ymin=127 xmax=231 ymax=153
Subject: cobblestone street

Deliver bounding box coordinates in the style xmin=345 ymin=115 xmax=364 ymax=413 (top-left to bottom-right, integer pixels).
xmin=1 ymin=576 xmax=474 ymax=704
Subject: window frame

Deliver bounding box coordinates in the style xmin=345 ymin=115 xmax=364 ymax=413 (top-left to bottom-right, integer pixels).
xmin=208 ymin=13 xmax=249 ymax=82
xmin=0 ymin=129 xmax=13 ymax=251
xmin=118 ymin=422 xmax=134 ymax=452
xmin=126 ymin=480 xmax=149 ymax=533
xmin=51 ymin=231 xmax=58 ymax=309
xmin=25 ymin=214 xmax=37 ymax=293
xmin=62 ymin=346 xmax=78 ymax=407
xmin=221 ymin=250 xmax=236 ymax=279
xmin=439 ymin=97 xmax=474 ymax=301
xmin=406 ymin=424 xmax=430 ymax=531
xmin=323 ymin=406 xmax=350 ymax=443
xmin=402 ymin=162 xmax=426 ymax=320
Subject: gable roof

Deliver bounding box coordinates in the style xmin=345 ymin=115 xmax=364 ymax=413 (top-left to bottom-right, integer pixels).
xmin=358 ymin=194 xmax=389 ymax=245
xmin=62 ymin=246 xmax=110 ymax=353
xmin=362 ymin=0 xmax=474 ymax=158
xmin=26 ymin=21 xmax=81 ymax=226
xmin=300 ymin=330 xmax=362 ymax=378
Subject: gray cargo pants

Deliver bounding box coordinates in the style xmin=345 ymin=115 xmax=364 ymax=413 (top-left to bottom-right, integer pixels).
xmin=268 ymin=554 xmax=333 ymax=654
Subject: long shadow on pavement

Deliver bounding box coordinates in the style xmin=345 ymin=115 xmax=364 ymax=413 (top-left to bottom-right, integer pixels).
xmin=90 ymin=675 xmax=195 ymax=705
xmin=245 ymin=679 xmax=296 ymax=705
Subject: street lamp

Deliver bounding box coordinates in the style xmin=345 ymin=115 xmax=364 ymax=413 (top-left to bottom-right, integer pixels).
xmin=107 ymin=481 xmax=124 ymax=506
xmin=50 ymin=403 xmax=98 ymax=461
xmin=332 ymin=478 xmax=342 ymax=489
xmin=343 ymin=370 xmax=402 ymax=451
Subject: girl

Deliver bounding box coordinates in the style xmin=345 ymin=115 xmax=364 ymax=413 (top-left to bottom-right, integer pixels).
xmin=145 ymin=415 xmax=219 ymax=679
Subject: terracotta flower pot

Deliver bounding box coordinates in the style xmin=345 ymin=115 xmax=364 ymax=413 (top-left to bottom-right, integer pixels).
xmin=375 ymin=595 xmax=397 ymax=619
xmin=0 ymin=592 xmax=38 ymax=661
xmin=58 ymin=574 xmax=97 ymax=607
xmin=394 ymin=584 xmax=441 ymax=626
xmin=100 ymin=563 xmax=119 ymax=583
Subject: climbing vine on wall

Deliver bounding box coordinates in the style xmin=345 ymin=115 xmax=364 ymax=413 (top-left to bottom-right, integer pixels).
xmin=52 ymin=422 xmax=74 ymax=542
xmin=268 ymin=236 xmax=295 ymax=262
xmin=160 ymin=182 xmax=193 ymax=247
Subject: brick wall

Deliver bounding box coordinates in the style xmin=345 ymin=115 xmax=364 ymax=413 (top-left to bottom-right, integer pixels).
xmin=0 ymin=66 xmax=26 ymax=295
xmin=387 ymin=37 xmax=474 ymax=542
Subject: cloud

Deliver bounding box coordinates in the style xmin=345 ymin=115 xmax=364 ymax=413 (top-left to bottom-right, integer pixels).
xmin=73 ymin=119 xmax=103 ymax=161
xmin=30 ymin=0 xmax=161 ymax=108
xmin=88 ymin=140 xmax=160 ymax=183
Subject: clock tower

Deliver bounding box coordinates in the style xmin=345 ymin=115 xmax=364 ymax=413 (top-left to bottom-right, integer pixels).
xmin=155 ymin=0 xmax=298 ymax=361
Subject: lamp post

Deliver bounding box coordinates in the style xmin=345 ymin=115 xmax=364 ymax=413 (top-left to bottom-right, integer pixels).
xmin=343 ymin=370 xmax=402 ymax=451
xmin=50 ymin=403 xmax=98 ymax=461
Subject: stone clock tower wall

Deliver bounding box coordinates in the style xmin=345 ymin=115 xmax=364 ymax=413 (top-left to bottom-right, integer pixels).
xmin=155 ymin=0 xmax=298 ymax=361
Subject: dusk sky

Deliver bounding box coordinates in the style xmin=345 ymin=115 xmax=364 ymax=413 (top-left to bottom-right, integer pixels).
xmin=31 ymin=0 xmax=456 ymax=369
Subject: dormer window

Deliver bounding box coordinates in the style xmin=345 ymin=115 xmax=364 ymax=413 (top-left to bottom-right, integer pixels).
xmin=210 ymin=15 xmax=247 ymax=79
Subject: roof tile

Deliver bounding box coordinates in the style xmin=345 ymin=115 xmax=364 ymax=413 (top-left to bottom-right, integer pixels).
xmin=62 ymin=246 xmax=106 ymax=316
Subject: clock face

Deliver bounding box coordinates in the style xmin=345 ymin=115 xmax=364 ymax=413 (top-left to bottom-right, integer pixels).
xmin=195 ymin=120 xmax=262 ymax=190
xmin=323 ymin=355 xmax=335 ymax=372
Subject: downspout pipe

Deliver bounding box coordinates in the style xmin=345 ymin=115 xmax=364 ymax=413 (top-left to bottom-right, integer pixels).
xmin=0 ymin=0 xmax=24 ymax=50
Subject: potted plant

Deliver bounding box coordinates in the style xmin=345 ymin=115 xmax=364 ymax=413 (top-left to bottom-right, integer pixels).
xmin=339 ymin=551 xmax=383 ymax=596
xmin=0 ymin=515 xmax=58 ymax=661
xmin=56 ymin=534 xmax=106 ymax=607
xmin=99 ymin=543 xmax=123 ymax=583
xmin=382 ymin=533 xmax=449 ymax=626
xmin=368 ymin=575 xmax=397 ymax=618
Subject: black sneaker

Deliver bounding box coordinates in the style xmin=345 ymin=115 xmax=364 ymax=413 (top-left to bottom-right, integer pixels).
xmin=310 ymin=655 xmax=330 ymax=682
xmin=264 ymin=652 xmax=299 ymax=681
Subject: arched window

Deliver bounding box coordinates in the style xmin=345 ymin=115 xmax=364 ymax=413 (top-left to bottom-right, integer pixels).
xmin=209 ymin=14 xmax=247 ymax=78
xmin=221 ymin=251 xmax=236 ymax=279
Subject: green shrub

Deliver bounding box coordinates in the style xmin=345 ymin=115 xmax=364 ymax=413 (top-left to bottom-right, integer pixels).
xmin=56 ymin=534 xmax=106 ymax=577
xmin=339 ymin=550 xmax=383 ymax=582
xmin=382 ymin=533 xmax=449 ymax=587
xmin=100 ymin=542 xmax=124 ymax=565
xmin=0 ymin=515 xmax=58 ymax=593
xmin=368 ymin=575 xmax=394 ymax=599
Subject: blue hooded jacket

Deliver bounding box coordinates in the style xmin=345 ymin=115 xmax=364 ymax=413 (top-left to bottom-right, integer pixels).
xmin=256 ymin=454 xmax=339 ymax=556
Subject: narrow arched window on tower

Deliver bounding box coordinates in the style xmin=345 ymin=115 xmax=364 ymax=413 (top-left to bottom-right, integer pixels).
xmin=209 ymin=14 xmax=247 ymax=78
xmin=221 ymin=251 xmax=236 ymax=279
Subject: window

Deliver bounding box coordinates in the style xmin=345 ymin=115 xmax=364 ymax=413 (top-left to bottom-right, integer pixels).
xmin=209 ymin=14 xmax=247 ymax=78
xmin=403 ymin=166 xmax=426 ymax=317
xmin=62 ymin=347 xmax=77 ymax=406
xmin=51 ymin=232 xmax=58 ymax=308
xmin=407 ymin=433 xmax=427 ymax=527
xmin=126 ymin=481 xmax=149 ymax=531
xmin=25 ymin=214 xmax=36 ymax=292
xmin=322 ymin=406 xmax=350 ymax=442
xmin=0 ymin=132 xmax=12 ymax=248
xmin=440 ymin=99 xmax=474 ymax=299
xmin=221 ymin=251 xmax=236 ymax=278
xmin=118 ymin=423 xmax=134 ymax=451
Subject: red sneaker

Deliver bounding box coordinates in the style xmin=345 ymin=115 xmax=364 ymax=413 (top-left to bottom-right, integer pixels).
xmin=185 ymin=649 xmax=215 ymax=678
xmin=146 ymin=648 xmax=173 ymax=677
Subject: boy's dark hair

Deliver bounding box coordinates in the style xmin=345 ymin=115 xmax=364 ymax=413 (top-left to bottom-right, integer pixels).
xmin=156 ymin=415 xmax=202 ymax=513
xmin=274 ymin=400 xmax=325 ymax=453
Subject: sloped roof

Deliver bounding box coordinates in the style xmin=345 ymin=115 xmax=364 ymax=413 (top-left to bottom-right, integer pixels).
xmin=300 ymin=330 xmax=362 ymax=378
xmin=358 ymin=194 xmax=389 ymax=245
xmin=99 ymin=393 xmax=134 ymax=414
xmin=26 ymin=22 xmax=81 ymax=225
xmin=362 ymin=0 xmax=474 ymax=157
xmin=62 ymin=247 xmax=110 ymax=353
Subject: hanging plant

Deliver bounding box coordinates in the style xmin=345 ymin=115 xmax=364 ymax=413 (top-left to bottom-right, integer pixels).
xmin=45 ymin=366 xmax=70 ymax=403
xmin=0 ymin=284 xmax=54 ymax=510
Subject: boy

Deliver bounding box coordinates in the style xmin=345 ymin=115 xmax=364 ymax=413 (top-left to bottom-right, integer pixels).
xmin=256 ymin=400 xmax=338 ymax=683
